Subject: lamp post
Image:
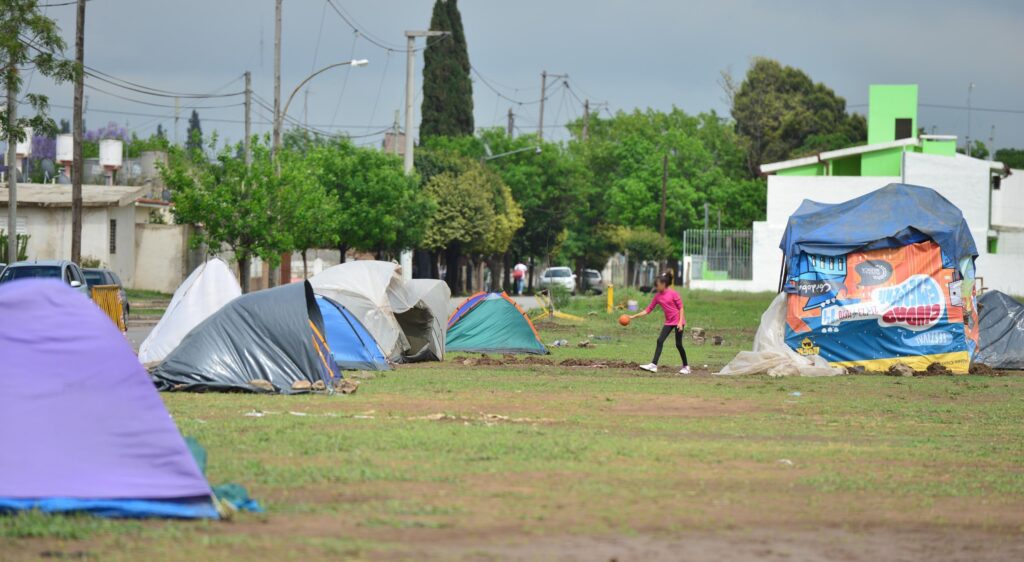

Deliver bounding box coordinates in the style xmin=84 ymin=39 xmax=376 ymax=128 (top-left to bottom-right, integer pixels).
xmin=272 ymin=59 xmax=368 ymax=285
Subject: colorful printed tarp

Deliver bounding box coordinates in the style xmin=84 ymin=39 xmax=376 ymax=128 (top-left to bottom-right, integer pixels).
xmin=781 ymin=185 xmax=979 ymax=374
xmin=0 ymin=280 xmax=217 ymax=518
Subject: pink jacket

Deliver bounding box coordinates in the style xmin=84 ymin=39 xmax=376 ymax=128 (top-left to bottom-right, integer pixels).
xmin=645 ymin=287 xmax=685 ymax=326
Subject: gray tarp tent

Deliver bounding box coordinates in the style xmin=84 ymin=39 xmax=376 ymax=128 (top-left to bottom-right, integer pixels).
xmin=151 ymin=281 xmax=340 ymax=393
xmin=975 ymin=291 xmax=1024 ymax=370
xmin=310 ymin=261 xmax=449 ymax=362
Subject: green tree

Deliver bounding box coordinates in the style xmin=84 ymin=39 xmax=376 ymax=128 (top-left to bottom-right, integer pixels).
xmin=185 ymin=109 xmax=202 ymax=153
xmin=308 ymin=138 xmax=432 ymax=257
xmin=994 ymin=148 xmax=1024 ymax=169
xmin=725 ymin=58 xmax=866 ymax=176
xmin=422 ymin=161 xmax=521 ymax=293
xmin=420 ymin=0 xmax=473 ymax=138
xmin=1 ymin=0 xmax=78 ymax=262
xmin=278 ymin=151 xmax=342 ymax=279
xmin=162 ymin=137 xmax=291 ymax=293
xmin=958 ymin=140 xmax=989 ymax=160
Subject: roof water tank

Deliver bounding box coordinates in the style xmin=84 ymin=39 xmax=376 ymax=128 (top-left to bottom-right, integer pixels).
xmin=56 ymin=134 xmax=74 ymax=163
xmin=99 ymin=139 xmax=123 ymax=168
xmin=14 ymin=128 xmax=33 ymax=157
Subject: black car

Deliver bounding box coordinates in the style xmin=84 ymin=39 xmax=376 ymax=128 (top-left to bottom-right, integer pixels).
xmin=83 ymin=268 xmax=130 ymax=317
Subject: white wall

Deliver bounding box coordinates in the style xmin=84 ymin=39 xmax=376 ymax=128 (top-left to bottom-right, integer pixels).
xmin=902 ymin=152 xmax=992 ymax=244
xmin=977 ymin=254 xmax=1024 ymax=295
xmin=765 ymin=175 xmax=900 ymax=226
xmin=134 ymin=223 xmax=188 ymax=293
xmin=992 ymin=168 xmax=1024 ymax=229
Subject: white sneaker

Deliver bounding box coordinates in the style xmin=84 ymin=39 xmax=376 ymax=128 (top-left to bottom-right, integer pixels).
xmin=640 ymin=363 xmax=658 ymax=373
xmin=679 ymin=366 xmax=692 ymax=375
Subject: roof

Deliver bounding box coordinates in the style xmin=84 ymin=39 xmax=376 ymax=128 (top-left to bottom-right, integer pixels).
xmin=0 ymin=183 xmax=147 ymax=208
xmin=6 ymin=260 xmax=73 ymax=267
xmin=761 ymin=138 xmax=919 ymax=174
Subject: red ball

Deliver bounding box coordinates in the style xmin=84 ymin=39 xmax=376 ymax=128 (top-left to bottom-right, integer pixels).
xmin=618 ymin=314 xmax=630 ymax=326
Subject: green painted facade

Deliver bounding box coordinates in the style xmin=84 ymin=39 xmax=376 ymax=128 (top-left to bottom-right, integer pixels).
xmin=768 ymin=84 xmax=960 ymax=178
xmin=867 ymin=85 xmax=918 ymax=144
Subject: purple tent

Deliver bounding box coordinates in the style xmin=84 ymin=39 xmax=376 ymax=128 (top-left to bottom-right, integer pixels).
xmin=0 ymin=280 xmax=217 ymax=518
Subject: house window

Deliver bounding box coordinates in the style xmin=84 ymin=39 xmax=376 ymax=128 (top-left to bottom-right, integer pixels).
xmin=109 ymin=219 xmax=117 ymax=254
xmin=895 ymin=118 xmax=913 ymax=140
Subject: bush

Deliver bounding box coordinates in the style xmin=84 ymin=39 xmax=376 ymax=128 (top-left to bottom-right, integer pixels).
xmin=549 ymin=284 xmax=572 ymax=309
xmin=0 ymin=232 xmax=29 ymax=262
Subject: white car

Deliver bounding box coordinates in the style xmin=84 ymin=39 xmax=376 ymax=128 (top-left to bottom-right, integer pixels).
xmin=0 ymin=260 xmax=91 ymax=298
xmin=539 ymin=266 xmax=576 ymax=295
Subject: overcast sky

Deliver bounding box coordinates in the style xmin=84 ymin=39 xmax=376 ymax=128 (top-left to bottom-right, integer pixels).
xmin=26 ymin=0 xmax=1024 ymax=153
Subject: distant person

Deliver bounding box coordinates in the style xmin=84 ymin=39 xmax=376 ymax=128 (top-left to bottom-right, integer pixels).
xmin=628 ymin=272 xmax=689 ymax=374
xmin=513 ymin=262 xmax=528 ymax=295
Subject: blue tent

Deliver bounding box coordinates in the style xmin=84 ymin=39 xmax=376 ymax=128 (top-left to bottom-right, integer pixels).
xmin=315 ymin=295 xmax=390 ymax=370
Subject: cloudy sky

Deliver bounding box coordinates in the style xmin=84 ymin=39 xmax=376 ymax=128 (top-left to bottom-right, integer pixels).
xmin=27 ymin=0 xmax=1024 ymax=152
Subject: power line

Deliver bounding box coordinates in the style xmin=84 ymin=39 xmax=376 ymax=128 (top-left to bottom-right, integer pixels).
xmin=848 ymin=102 xmax=1024 ymax=115
xmin=84 ymin=67 xmax=245 ymax=98
xmin=38 ymin=0 xmax=89 ymax=7
xmin=84 ymin=81 xmax=244 ymax=110
xmin=323 ymin=0 xmax=446 ymax=53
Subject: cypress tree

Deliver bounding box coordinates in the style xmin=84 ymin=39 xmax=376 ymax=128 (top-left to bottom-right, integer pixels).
xmin=420 ymin=0 xmax=473 ymax=138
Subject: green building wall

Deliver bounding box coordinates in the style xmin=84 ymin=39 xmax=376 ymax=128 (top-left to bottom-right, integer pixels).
xmin=868 ymin=85 xmax=918 ymax=144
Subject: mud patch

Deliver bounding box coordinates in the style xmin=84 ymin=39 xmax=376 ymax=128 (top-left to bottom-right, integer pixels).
xmin=608 ymin=395 xmax=759 ymax=417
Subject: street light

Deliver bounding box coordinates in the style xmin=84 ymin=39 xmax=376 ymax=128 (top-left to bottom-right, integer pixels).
xmin=280 ymin=59 xmax=369 ymax=124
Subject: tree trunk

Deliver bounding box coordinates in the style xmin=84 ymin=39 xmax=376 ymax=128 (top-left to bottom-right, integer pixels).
xmin=527 ymin=256 xmax=535 ymax=294
xmin=430 ymin=250 xmax=440 ymax=279
xmin=444 ymin=245 xmax=460 ymax=294
xmin=503 ymin=253 xmax=512 ymax=293
xmin=301 ymin=249 xmax=308 ymax=279
xmin=239 ymin=254 xmax=252 ymax=293
xmin=338 ymin=243 xmax=349 ymax=264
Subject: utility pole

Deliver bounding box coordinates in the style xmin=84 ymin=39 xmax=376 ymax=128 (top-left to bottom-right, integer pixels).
xmin=173 ymin=97 xmax=179 ymax=145
xmin=5 ymin=81 xmax=17 ymax=264
xmin=507 ymin=107 xmax=514 ymax=137
xmin=537 ymin=70 xmax=567 ymax=141
xmin=303 ymin=89 xmax=309 ymax=129
xmin=402 ymin=29 xmax=448 ymax=280
xmin=392 ymin=109 xmax=400 ymax=155
xmin=243 ymin=70 xmax=252 ymax=167
xmin=660 ymin=153 xmax=668 ymax=238
xmin=71 ymin=0 xmax=86 ymax=263
xmin=538 ymin=70 xmax=547 ymax=140
xmin=582 ymin=99 xmax=590 ymax=142
xmin=988 ymin=125 xmax=995 ymax=161
xmin=271 ymin=0 xmax=282 ymax=287
xmin=272 ymin=0 xmax=282 ymax=157
xmin=966 ymin=82 xmax=975 ymax=157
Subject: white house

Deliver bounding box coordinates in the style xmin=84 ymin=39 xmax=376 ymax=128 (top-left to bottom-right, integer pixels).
xmin=687 ymin=85 xmax=1023 ymax=295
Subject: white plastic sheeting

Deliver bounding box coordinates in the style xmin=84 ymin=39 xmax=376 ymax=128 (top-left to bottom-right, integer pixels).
xmin=138 ymin=258 xmax=242 ymax=364
xmin=310 ymin=261 xmax=449 ymax=361
xmin=716 ymin=293 xmax=845 ymax=377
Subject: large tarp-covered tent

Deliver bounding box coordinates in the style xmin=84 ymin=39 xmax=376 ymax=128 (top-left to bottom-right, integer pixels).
xmin=780 ymin=183 xmax=979 ymax=373
xmin=310 ymin=261 xmax=449 ymax=362
xmin=139 ymin=258 xmax=242 ymax=364
xmin=315 ymin=295 xmax=390 ymax=370
xmin=975 ymin=291 xmax=1024 ymax=369
xmin=0 ymin=280 xmax=217 ymax=518
xmin=447 ymin=292 xmax=547 ymax=354
xmin=151 ymin=281 xmax=341 ymax=392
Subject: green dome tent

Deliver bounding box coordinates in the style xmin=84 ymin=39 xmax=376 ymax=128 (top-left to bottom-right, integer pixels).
xmin=447 ymin=292 xmax=547 ymax=355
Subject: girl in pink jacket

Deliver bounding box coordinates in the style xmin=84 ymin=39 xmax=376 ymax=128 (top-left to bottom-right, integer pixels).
xmin=629 ymin=272 xmax=690 ymax=374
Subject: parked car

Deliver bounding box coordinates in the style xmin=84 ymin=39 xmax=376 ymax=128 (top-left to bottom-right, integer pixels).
xmin=0 ymin=260 xmax=90 ymax=298
xmin=84 ymin=268 xmax=130 ymax=317
xmin=538 ymin=266 xmax=576 ymax=295
xmin=581 ymin=269 xmax=604 ymax=294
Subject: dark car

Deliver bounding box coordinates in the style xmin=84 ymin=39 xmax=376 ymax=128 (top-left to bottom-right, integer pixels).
xmin=84 ymin=268 xmax=130 ymax=317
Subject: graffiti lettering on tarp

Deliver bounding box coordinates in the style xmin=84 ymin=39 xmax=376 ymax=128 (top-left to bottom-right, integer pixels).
xmin=874 ymin=275 xmax=945 ymax=330
xmin=819 ymin=274 xmax=946 ymax=331
xmin=796 ymin=280 xmax=837 ymax=297
xmin=902 ymin=331 xmax=954 ymax=347
xmin=855 ymin=260 xmax=893 ymax=286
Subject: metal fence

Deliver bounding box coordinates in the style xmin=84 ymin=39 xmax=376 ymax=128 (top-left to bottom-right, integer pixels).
xmin=682 ymin=229 xmax=753 ymax=280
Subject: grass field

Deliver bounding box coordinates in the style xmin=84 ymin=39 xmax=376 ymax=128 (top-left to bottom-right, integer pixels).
xmin=3 ymin=291 xmax=1023 ymax=561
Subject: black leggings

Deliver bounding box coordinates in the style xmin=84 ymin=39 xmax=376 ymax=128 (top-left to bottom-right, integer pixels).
xmin=652 ymin=325 xmax=688 ymax=366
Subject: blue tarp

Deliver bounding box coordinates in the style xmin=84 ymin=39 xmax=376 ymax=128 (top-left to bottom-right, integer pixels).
xmin=315 ymin=296 xmax=390 ymax=371
xmin=780 ymin=183 xmax=978 ymax=272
